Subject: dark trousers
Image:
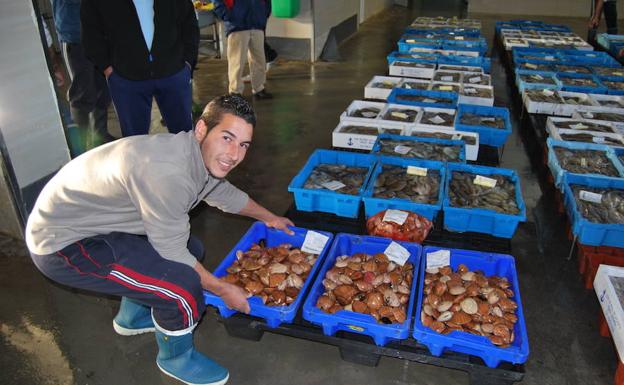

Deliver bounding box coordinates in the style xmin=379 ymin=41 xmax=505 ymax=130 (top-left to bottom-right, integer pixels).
xmin=30 ymin=232 xmax=207 ymax=332
xmin=604 ymin=1 xmax=618 ymax=35
xmin=61 ymin=42 xmax=111 ymax=139
xmin=106 ymin=66 xmax=193 ymax=137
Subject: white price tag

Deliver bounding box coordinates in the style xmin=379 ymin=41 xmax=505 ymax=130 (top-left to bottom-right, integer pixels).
xmin=455 ymin=36 xmax=464 ymax=41
xmin=452 ymin=133 xmax=463 ymax=141
xmin=532 ymin=74 xmax=544 ymax=81
xmin=473 ymin=175 xmax=497 ymax=188
xmin=542 ymin=89 xmax=555 ymax=97
xmin=441 ymin=75 xmax=454 ymax=82
xmin=438 ymin=85 xmax=454 ymax=91
xmin=361 ymin=111 xmax=378 ymax=118
xmin=582 ymin=112 xmax=594 ymax=119
xmin=407 ymin=166 xmax=428 ymax=176
xmin=580 ymin=190 xmax=603 ymax=204
xmin=481 ymin=117 xmax=496 ymax=122
xmin=394 ymin=145 xmax=412 ymax=155
xmin=321 ymin=180 xmax=346 ymax=191
xmin=301 ymin=231 xmax=330 ymax=255
xmin=525 ymin=63 xmax=538 ymax=69
xmin=391 ymin=111 xmax=409 ymax=120
xmin=384 ymin=241 xmax=411 ymax=266
xmin=426 ymin=249 xmax=451 ymax=269
xmin=580 ymin=158 xmax=588 ymax=167
xmin=406 ymin=39 xmax=416 ymax=43
xmin=463 ymin=87 xmax=478 ymax=94
xmin=383 ymin=209 xmax=409 ymax=225
xmin=468 ymin=76 xmax=482 ymax=84
xmin=592 ymin=136 xmax=606 ymax=144
xmin=544 ymin=55 xmax=555 ymax=60
xmin=614 ymin=71 xmax=624 ymax=76
xmin=423 ymin=98 xmax=436 ymax=103
xmin=429 ymin=115 xmax=446 ymax=124
xmin=570 ymin=123 xmax=589 ymax=130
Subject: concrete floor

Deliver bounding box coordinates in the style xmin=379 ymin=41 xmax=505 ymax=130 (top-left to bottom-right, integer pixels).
xmin=1 ymin=1 xmax=623 ymax=384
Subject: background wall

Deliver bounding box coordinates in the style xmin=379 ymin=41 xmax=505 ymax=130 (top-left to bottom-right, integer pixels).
xmin=469 ymin=0 xmax=624 ymax=18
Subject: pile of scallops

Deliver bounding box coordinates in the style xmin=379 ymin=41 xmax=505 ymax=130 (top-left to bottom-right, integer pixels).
xmin=221 ymin=242 xmax=318 ymax=306
xmin=421 ymin=264 xmax=518 ymax=347
xmin=316 ymin=253 xmax=413 ymax=324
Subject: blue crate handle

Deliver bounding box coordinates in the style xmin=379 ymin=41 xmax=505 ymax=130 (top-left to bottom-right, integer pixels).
xmin=330 ymin=309 xmax=379 ymax=324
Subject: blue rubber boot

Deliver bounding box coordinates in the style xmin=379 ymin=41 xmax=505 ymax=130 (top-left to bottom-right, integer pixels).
xmin=155 ymin=329 xmax=229 ymax=385
xmin=113 ymin=297 xmax=155 ymax=336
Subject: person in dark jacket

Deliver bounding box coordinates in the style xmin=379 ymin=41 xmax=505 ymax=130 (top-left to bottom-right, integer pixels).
xmin=214 ymin=0 xmax=273 ymax=99
xmin=81 ymin=0 xmax=199 ymax=136
xmin=52 ymin=0 xmax=113 ymax=150
xmin=590 ymin=0 xmax=618 ymax=35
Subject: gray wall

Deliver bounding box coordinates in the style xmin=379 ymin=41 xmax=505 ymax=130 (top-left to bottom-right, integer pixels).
xmin=469 ymin=0 xmax=624 ymax=18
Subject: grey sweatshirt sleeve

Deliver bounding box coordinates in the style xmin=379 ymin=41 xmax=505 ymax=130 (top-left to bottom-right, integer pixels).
xmin=125 ymin=165 xmax=198 ymax=268
xmin=203 ymin=179 xmax=249 ymax=214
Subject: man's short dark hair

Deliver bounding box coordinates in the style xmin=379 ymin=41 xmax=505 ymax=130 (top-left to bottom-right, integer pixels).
xmin=199 ymin=94 xmax=256 ymax=130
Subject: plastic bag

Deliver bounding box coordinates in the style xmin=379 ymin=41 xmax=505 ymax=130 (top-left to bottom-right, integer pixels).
xmin=366 ymin=210 xmax=433 ymax=243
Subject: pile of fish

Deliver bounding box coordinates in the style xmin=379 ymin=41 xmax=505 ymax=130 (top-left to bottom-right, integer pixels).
xmin=222 ymin=242 xmax=318 ymax=306
xmin=316 ymin=253 xmax=414 ymax=324
xmin=555 ymin=65 xmax=591 ymax=74
xmin=421 ymin=111 xmax=455 ymax=126
xmin=449 ymin=171 xmax=520 ymax=215
xmin=431 ymin=83 xmax=461 ymax=93
xmin=461 ymin=75 xmax=490 ymax=86
xmin=524 ymin=89 xmax=562 ymax=103
xmin=421 ymin=264 xmax=518 ymax=347
xmin=443 ymin=66 xmax=481 ymax=73
xmin=349 ymin=106 xmax=381 ymax=119
xmin=594 ymin=98 xmax=624 ymax=108
xmin=519 ymin=62 xmax=553 ymax=72
xmin=400 ymin=81 xmax=430 ymax=90
xmin=459 ymin=113 xmax=506 ymax=129
xmin=395 ymin=94 xmax=451 ymax=105
xmin=371 ymin=80 xmax=397 ymax=89
xmin=519 ymin=73 xmax=556 ymax=85
xmin=553 ymin=148 xmax=620 ymax=176
xmin=377 ymin=138 xmax=463 ymax=161
xmin=381 ymin=127 xmax=403 ymax=135
xmin=604 ymin=80 xmax=624 ymax=91
xmin=383 ymin=108 xmax=419 ymax=123
xmin=394 ymin=61 xmax=435 ymax=69
xmin=303 ymin=164 xmax=369 ymax=195
xmin=578 ymin=111 xmax=624 ymax=123
xmin=571 ymin=185 xmax=624 ymax=224
xmin=411 ymin=131 xmax=477 ymax=145
xmin=552 ymin=120 xmax=614 ymax=133
xmin=340 ymin=125 xmax=379 ymax=135
xmin=559 ymin=133 xmax=624 ymax=146
xmin=434 ymin=72 xmax=461 ymax=83
xmin=373 ymin=165 xmax=440 ymax=204
xmin=559 ymin=76 xmax=598 ymax=88
xmin=594 ymin=67 xmax=624 ymax=77
xmin=559 ymin=94 xmax=592 ymax=106
xmin=461 ymin=86 xmax=493 ymax=98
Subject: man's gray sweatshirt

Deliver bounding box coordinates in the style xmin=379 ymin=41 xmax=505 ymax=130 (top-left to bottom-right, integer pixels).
xmin=26 ymin=131 xmax=249 ymax=267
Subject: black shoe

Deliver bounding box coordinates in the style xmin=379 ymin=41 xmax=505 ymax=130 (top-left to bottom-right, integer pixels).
xmin=253 ymin=89 xmax=273 ymax=99
xmin=229 ymin=92 xmax=243 ymax=98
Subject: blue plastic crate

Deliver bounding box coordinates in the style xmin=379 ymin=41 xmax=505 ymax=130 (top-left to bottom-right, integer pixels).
xmin=302 ymin=233 xmax=422 ymax=346
xmin=455 ymin=104 xmax=512 ymax=147
xmin=546 ymin=138 xmax=624 ymax=189
xmin=387 ymin=51 xmax=438 ymax=65
xmin=443 ymin=163 xmax=527 ymax=238
xmin=371 ymin=134 xmax=466 ymax=163
xmin=602 ymin=79 xmax=624 ymax=95
xmin=515 ymin=69 xmax=558 ymax=93
xmin=361 ymin=156 xmax=446 ymax=220
xmin=398 ymin=40 xmax=441 ymax=53
xmin=560 ymin=51 xmax=620 ymax=67
xmin=442 ymin=43 xmax=488 ymax=56
xmin=514 ymin=58 xmax=556 ymax=73
xmin=413 ymin=246 xmax=529 ymax=367
xmin=387 ymin=88 xmax=457 ymax=109
xmin=287 ymin=149 xmax=376 ymax=218
xmin=512 ymin=51 xmax=562 ymax=65
xmin=554 ymin=73 xmax=607 ymax=94
xmin=438 ymin=55 xmax=491 ymax=73
xmin=562 ymin=174 xmax=624 ymax=247
xmin=203 ymin=222 xmax=334 ymax=328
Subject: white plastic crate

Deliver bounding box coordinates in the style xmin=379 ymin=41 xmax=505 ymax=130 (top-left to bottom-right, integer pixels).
xmin=339 ymin=100 xmax=388 ymax=125
xmin=389 ymin=61 xmax=435 ymax=79
xmin=332 ymin=120 xmax=408 ymax=151
xmin=594 ymin=265 xmax=624 ymax=363
xmin=415 ymin=106 xmax=457 ymax=131
xmin=364 ymin=76 xmax=403 ymax=100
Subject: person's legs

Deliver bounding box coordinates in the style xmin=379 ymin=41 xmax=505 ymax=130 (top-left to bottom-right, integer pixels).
xmin=227 ymin=31 xmax=250 ymax=94
xmin=153 ymin=66 xmax=193 ymax=134
xmin=248 ymin=30 xmax=267 ymax=94
xmin=106 ymin=73 xmax=153 ymax=136
xmin=604 ymin=1 xmax=618 ymax=35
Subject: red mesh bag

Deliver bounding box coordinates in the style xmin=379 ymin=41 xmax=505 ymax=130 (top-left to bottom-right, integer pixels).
xmin=366 ymin=210 xmax=433 ymax=243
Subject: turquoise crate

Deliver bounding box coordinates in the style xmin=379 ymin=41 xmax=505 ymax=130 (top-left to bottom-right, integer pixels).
xmin=546 ymin=138 xmax=624 ymax=189
xmin=203 ymin=222 xmax=333 ymax=327
xmin=455 ymin=104 xmax=512 ymax=147
xmin=287 ymin=149 xmax=376 ymax=218
xmin=302 ymin=233 xmax=422 ymax=346
xmin=443 ymin=163 xmax=527 ymax=238
xmin=515 ymin=69 xmax=558 ymax=93
xmin=562 ymin=174 xmax=624 ymax=247
xmin=387 ymin=51 xmax=438 ymax=65
xmin=371 ymin=134 xmax=466 ymax=163
xmin=361 ymin=156 xmax=446 ymax=220
xmin=554 ymin=73 xmax=607 ymax=94
xmin=387 ymin=88 xmax=457 ymax=109
xmin=413 ymin=246 xmax=530 ymax=368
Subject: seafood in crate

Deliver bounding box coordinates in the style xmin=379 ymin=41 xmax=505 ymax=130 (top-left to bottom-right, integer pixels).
xmin=555 ymin=64 xmax=591 ymax=74
xmin=411 ymin=131 xmax=477 ymax=145
xmin=433 ymin=71 xmax=462 ymax=83
xmin=372 ymin=165 xmax=440 ymax=203
xmin=604 ymin=80 xmax=624 ymax=91
xmin=348 ymin=106 xmax=382 ymax=119
xmin=430 ymin=83 xmax=461 ymax=93
xmin=221 ymin=242 xmax=319 ymax=306
xmin=420 ymin=111 xmax=456 ymax=127
xmin=420 ymin=264 xmax=519 ymax=347
xmin=315 ymin=253 xmax=414 ymax=324
xmin=339 ymin=125 xmax=379 ymax=135
xmin=376 ymin=138 xmax=463 ymax=162
xmin=517 ymin=62 xmax=553 ymax=72
xmin=383 ymin=107 xmax=420 ymax=123
xmin=524 ymin=88 xmax=562 ymax=103
xmin=518 ymin=73 xmax=557 ymax=85
xmin=558 ymin=76 xmax=599 ymax=88
xmin=461 ymin=86 xmax=493 ymax=98
xmin=459 ymin=113 xmax=506 ymax=129
xmin=553 ymin=148 xmax=620 ymax=176
xmin=366 ymin=210 xmax=433 ymax=243
xmin=395 ymin=94 xmax=450 ymax=105
xmin=448 ymin=171 xmax=520 ymax=215
xmin=557 ymin=93 xmax=593 ymax=106
xmin=594 ymin=67 xmax=624 ymax=77
xmin=570 ymin=185 xmax=624 ymax=224
xmin=578 ymin=111 xmax=624 ymax=123
xmin=551 ymin=119 xmax=615 ymax=133
xmin=461 ymin=74 xmax=490 ymax=86
xmin=303 ymin=164 xmax=369 ymax=195
xmin=559 ymin=132 xmax=624 ymax=146
xmin=400 ymin=80 xmax=430 ymax=90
